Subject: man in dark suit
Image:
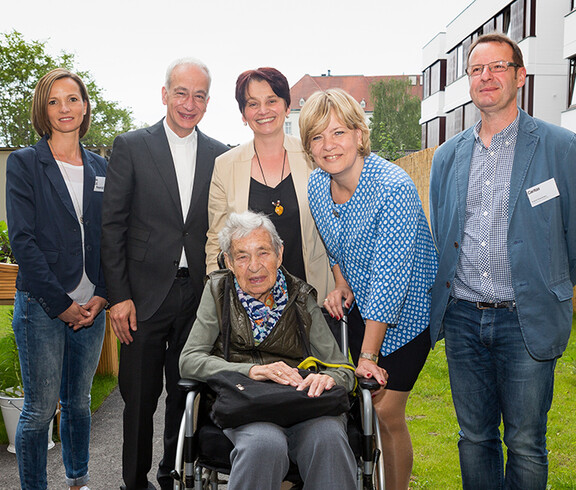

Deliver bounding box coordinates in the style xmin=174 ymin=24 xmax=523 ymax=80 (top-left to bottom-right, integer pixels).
xmin=101 ymin=58 xmax=228 ymax=490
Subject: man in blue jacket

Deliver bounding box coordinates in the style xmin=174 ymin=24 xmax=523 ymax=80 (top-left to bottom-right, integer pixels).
xmin=430 ymin=33 xmax=576 ymax=489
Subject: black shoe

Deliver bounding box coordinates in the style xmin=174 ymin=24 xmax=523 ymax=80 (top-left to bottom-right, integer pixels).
xmin=120 ymin=482 xmax=157 ymax=490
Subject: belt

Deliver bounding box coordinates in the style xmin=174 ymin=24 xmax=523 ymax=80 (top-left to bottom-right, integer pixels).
xmin=176 ymin=267 xmax=189 ymax=278
xmin=475 ymin=300 xmax=515 ymax=310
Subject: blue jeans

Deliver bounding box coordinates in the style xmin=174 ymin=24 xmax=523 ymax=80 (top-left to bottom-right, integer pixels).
xmin=12 ymin=290 xmax=106 ymax=489
xmin=443 ymin=298 xmax=556 ymax=490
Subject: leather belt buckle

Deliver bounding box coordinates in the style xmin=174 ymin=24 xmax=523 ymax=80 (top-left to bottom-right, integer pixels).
xmin=476 ymin=301 xmax=515 ymax=310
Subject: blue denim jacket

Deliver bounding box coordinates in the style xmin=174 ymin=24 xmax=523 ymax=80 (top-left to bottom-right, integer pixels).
xmin=429 ymin=109 xmax=576 ymax=360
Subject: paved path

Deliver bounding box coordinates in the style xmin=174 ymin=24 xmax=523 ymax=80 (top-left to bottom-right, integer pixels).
xmin=0 ymin=387 xmax=164 ymax=489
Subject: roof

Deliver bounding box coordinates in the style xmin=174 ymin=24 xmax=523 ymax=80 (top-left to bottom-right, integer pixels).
xmin=289 ymin=74 xmax=423 ymax=111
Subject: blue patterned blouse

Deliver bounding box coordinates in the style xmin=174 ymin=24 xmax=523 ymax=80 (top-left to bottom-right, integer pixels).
xmin=308 ymin=153 xmax=438 ymax=356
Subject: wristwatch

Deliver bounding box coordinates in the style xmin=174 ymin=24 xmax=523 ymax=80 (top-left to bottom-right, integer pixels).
xmin=359 ymin=352 xmax=379 ymax=363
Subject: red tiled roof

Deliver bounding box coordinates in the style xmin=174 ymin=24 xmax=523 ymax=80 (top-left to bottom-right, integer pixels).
xmin=289 ymin=74 xmax=422 ymax=111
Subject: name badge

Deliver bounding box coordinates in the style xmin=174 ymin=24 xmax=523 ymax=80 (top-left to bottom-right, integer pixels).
xmin=94 ymin=176 xmax=106 ymax=192
xmin=526 ymin=178 xmax=559 ymax=207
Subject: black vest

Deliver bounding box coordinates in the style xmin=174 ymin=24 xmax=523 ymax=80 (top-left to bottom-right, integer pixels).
xmin=208 ymin=268 xmax=317 ymax=367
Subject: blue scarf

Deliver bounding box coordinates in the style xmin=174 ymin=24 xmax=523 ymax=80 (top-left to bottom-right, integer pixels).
xmin=234 ymin=269 xmax=289 ymax=345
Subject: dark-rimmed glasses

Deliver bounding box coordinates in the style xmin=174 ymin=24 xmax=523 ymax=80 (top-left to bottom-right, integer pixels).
xmin=467 ymin=60 xmax=521 ymax=77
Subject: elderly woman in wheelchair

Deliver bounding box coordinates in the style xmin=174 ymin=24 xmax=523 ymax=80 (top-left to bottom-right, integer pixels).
xmin=179 ymin=210 xmax=387 ymax=489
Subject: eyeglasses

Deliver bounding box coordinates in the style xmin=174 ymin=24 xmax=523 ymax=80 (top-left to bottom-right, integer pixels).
xmin=466 ymin=60 xmax=521 ymax=77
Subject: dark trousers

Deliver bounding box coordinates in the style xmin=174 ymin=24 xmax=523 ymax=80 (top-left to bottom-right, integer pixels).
xmin=119 ymin=277 xmax=198 ymax=490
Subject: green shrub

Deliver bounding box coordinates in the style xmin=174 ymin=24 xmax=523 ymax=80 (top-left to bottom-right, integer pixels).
xmin=0 ymin=310 xmax=23 ymax=397
xmin=0 ymin=220 xmax=16 ymax=264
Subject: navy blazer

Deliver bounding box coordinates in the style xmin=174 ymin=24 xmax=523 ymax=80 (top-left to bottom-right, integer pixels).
xmin=429 ymin=109 xmax=576 ymax=360
xmin=6 ymin=136 xmax=107 ymax=318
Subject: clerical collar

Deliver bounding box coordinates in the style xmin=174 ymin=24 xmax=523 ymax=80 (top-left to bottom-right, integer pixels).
xmin=163 ymin=118 xmax=197 ymax=146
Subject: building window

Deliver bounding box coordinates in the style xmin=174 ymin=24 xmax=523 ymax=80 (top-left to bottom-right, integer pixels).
xmin=446 ymin=106 xmax=463 ymax=140
xmin=495 ymin=8 xmax=511 ymax=34
xmin=509 ymin=0 xmax=525 ymax=41
xmin=442 ymin=103 xmax=480 ymax=142
xmin=422 ymin=117 xmax=446 ymax=148
xmin=456 ymin=45 xmax=465 ymax=79
xmin=447 ymin=49 xmax=456 ymax=85
xmin=284 ymin=121 xmax=292 ymax=135
xmin=423 ymin=69 xmax=430 ymax=98
xmin=517 ymin=74 xmax=534 ymax=115
xmin=569 ymin=58 xmax=576 ymax=108
xmin=463 ymin=101 xmax=480 ymax=130
xmin=423 ymin=60 xmax=447 ymax=98
xmin=483 ymin=18 xmax=495 ymax=34
xmin=447 ymin=0 xmax=536 ymax=87
xmin=447 ymin=36 xmax=473 ymax=85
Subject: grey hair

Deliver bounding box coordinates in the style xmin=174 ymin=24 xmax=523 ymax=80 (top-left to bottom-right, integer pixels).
xmin=164 ymin=57 xmax=212 ymax=92
xmin=219 ymin=211 xmax=283 ymax=257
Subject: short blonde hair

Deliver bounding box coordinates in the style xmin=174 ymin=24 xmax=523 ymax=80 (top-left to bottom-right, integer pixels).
xmin=299 ymin=88 xmax=371 ymax=162
xmin=31 ymin=68 xmax=91 ymax=139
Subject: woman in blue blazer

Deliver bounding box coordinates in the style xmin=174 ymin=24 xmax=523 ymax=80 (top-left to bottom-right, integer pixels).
xmin=6 ymin=68 xmax=107 ymax=490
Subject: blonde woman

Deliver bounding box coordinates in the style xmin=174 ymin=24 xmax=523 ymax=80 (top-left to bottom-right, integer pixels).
xmin=300 ymin=88 xmax=438 ymax=490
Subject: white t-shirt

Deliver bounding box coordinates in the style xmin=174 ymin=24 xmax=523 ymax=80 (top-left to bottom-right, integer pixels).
xmin=56 ymin=160 xmax=95 ymax=305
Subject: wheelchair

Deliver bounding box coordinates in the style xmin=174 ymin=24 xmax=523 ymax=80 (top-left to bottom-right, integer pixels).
xmin=171 ymin=308 xmax=386 ymax=490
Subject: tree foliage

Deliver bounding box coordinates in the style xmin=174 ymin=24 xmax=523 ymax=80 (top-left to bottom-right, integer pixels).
xmin=0 ymin=30 xmax=135 ymax=148
xmin=369 ymin=78 xmax=421 ymax=161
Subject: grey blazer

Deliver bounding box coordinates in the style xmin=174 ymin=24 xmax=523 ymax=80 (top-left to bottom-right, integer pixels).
xmin=101 ymin=119 xmax=228 ymax=321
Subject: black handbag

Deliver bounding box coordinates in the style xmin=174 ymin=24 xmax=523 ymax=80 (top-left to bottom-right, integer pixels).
xmin=207 ymin=272 xmax=352 ymax=429
xmin=208 ymin=370 xmax=350 ymax=429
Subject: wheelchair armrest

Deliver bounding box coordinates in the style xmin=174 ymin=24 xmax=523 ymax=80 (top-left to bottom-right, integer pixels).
xmin=357 ymin=376 xmax=382 ymax=391
xmin=177 ymin=378 xmax=202 ymax=392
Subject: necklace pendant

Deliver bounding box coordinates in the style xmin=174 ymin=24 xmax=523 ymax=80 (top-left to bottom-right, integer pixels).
xmin=273 ymin=200 xmax=284 ymax=216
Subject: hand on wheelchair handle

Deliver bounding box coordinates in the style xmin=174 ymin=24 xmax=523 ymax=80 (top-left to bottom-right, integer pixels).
xmin=355 ymin=358 xmax=388 ymax=388
xmin=357 ymin=376 xmax=382 ymax=391
xmin=323 ymin=286 xmax=355 ymax=320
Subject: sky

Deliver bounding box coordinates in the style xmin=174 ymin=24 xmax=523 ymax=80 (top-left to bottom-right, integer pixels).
xmin=1 ymin=0 xmax=472 ymax=146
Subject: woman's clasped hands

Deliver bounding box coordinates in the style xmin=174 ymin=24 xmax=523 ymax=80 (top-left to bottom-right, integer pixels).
xmin=249 ymin=361 xmax=336 ymax=397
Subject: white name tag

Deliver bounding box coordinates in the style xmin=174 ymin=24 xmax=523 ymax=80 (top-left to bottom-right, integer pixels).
xmin=94 ymin=176 xmax=106 ymax=192
xmin=526 ymin=178 xmax=559 ymax=207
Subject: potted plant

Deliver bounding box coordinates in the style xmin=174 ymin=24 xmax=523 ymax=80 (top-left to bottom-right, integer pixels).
xmin=0 ymin=312 xmax=54 ymax=453
xmin=0 ymin=220 xmax=18 ymax=305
